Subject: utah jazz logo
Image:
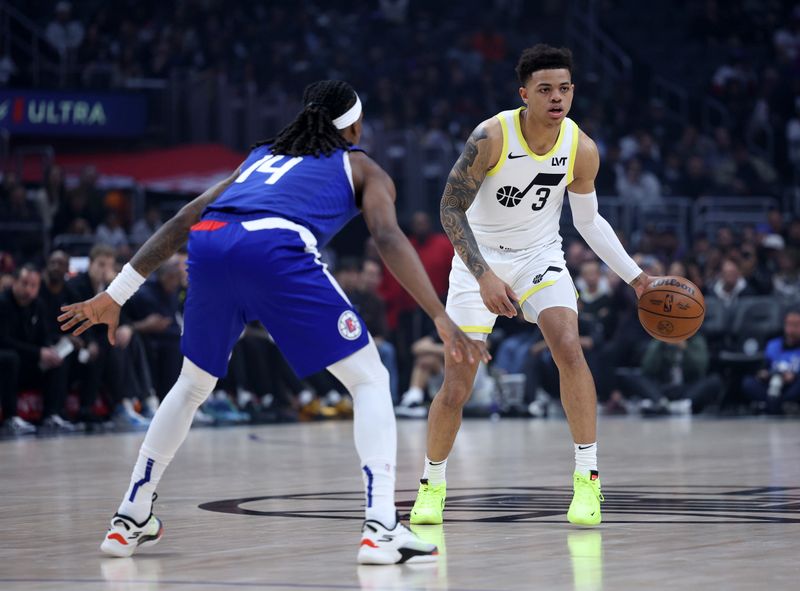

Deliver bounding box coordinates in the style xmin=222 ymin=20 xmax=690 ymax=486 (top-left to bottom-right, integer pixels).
xmin=496 ymin=173 xmax=565 ymax=210
xmin=552 ymin=156 xmax=567 ymax=166
xmin=664 ymin=294 xmax=674 ymax=313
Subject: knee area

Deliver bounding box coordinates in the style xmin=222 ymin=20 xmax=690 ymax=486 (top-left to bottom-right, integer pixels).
xmin=437 ymin=381 xmax=472 ymax=409
xmin=175 ymin=358 xmax=217 ymax=405
xmin=550 ymin=336 xmax=585 ymax=369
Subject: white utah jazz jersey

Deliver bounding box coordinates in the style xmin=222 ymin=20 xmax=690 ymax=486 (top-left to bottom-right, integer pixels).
xmin=467 ymin=108 xmax=580 ymax=253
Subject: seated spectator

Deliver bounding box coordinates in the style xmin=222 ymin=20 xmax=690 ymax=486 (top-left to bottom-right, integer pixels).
xmin=742 ymin=308 xmax=800 ymax=414
xmin=396 ymin=335 xmax=444 ymax=418
xmin=575 ymin=259 xmax=617 ymax=340
xmin=710 ymin=258 xmax=758 ymax=306
xmin=632 ymin=334 xmax=722 ymax=415
xmin=127 ymin=256 xmax=183 ymax=402
xmin=45 ymin=1 xmax=84 ymax=57
xmin=409 ymin=211 xmax=453 ymax=302
xmin=52 ymin=190 xmax=96 ymax=238
xmin=95 ymin=210 xmax=130 ymax=256
xmin=1 ymin=185 xmax=38 ymax=222
xmin=772 ymin=249 xmax=800 ymax=299
xmin=130 ymin=204 xmax=164 ymax=248
xmin=34 ymin=166 xmax=67 ymax=231
xmin=0 ymin=264 xmax=73 ymax=432
xmin=67 ymin=244 xmax=150 ymax=427
xmin=616 ymin=158 xmax=662 ymax=211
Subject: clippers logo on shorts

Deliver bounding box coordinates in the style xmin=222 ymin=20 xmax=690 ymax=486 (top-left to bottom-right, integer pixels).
xmin=338 ymin=311 xmax=362 ymax=341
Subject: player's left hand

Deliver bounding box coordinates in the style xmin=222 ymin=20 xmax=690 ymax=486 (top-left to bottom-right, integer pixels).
xmin=434 ymin=314 xmax=491 ymax=365
xmin=630 ymin=273 xmax=655 ymax=300
xmin=59 ymin=292 xmax=121 ymax=345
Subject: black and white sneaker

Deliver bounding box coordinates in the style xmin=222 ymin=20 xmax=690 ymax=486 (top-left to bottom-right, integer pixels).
xmin=100 ymin=495 xmax=163 ymax=557
xmin=358 ymin=515 xmax=438 ymax=565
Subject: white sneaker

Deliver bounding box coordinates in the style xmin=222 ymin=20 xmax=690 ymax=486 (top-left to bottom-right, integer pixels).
xmin=357 ymin=516 xmax=438 ymax=565
xmin=7 ymin=416 xmax=36 ymax=435
xmin=43 ymin=414 xmax=76 ymax=432
xmin=144 ymin=395 xmax=160 ymax=417
xmin=115 ymin=400 xmax=151 ymax=430
xmin=100 ymin=498 xmax=164 ymax=558
xmin=395 ymin=388 xmax=428 ymax=418
xmin=192 ymin=407 xmax=215 ymax=426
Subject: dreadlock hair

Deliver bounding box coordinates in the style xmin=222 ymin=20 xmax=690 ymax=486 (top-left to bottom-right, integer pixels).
xmin=257 ymin=80 xmax=357 ymax=157
xmin=515 ymin=44 xmax=573 ymax=85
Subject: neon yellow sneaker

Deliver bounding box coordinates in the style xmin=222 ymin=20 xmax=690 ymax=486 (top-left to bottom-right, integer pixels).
xmin=410 ymin=479 xmax=446 ymax=525
xmin=567 ymin=471 xmax=604 ymax=526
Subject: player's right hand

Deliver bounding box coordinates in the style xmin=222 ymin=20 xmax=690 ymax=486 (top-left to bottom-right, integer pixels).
xmin=58 ymin=291 xmax=121 ymax=345
xmin=434 ymin=314 xmax=491 ymax=365
xmin=478 ymin=270 xmax=518 ymax=318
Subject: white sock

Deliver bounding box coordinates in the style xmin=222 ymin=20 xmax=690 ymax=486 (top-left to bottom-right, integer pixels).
xmin=327 ymin=340 xmax=397 ymax=527
xmin=118 ymin=358 xmax=217 ymax=523
xmin=361 ymin=459 xmax=396 ymax=527
xmin=574 ymin=442 xmax=598 ymax=476
xmin=422 ymin=456 xmax=447 ymax=485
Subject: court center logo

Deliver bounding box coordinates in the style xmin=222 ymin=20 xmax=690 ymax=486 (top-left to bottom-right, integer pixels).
xmin=200 ymin=485 xmax=800 ymax=524
xmin=337 ymin=310 xmax=362 ymax=340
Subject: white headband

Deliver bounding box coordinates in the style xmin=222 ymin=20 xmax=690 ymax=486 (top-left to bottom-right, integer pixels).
xmin=333 ymin=94 xmax=362 ymax=129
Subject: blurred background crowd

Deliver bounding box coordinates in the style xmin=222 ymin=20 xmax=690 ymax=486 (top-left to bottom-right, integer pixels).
xmin=1 ymin=0 xmax=800 ymax=435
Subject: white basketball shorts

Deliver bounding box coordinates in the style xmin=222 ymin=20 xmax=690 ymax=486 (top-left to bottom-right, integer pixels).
xmin=445 ymin=243 xmax=578 ymax=340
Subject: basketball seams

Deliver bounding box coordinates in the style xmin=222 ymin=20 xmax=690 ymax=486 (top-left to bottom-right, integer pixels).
xmin=637 ymin=306 xmax=705 ymax=320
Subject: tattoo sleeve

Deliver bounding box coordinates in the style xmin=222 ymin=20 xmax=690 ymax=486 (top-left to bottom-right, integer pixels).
xmin=440 ymin=126 xmax=491 ymax=279
xmin=129 ymin=171 xmax=238 ymax=277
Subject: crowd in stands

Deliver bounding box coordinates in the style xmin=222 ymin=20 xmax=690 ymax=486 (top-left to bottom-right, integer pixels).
xmin=3 ymin=174 xmax=800 ymax=436
xmin=2 ymin=0 xmax=800 ymax=435
xmin=2 ymin=1 xmax=797 ymax=204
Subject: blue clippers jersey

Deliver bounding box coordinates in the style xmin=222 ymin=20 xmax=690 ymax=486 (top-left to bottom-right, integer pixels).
xmin=205 ymin=144 xmax=361 ymax=247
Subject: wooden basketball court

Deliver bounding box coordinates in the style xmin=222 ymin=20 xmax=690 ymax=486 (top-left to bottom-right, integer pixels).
xmin=1 ymin=418 xmax=797 ymax=590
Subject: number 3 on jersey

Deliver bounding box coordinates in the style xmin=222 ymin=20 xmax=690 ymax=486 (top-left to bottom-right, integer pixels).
xmin=236 ymin=155 xmax=303 ymax=185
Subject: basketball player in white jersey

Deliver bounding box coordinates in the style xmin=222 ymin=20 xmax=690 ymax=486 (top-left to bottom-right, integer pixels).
xmin=410 ymin=44 xmax=653 ymax=526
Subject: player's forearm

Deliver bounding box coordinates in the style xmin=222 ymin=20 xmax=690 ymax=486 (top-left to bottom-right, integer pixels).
xmin=129 ymin=213 xmax=193 ymax=278
xmin=569 ymin=190 xmax=642 ymax=283
xmin=129 ymin=174 xmax=236 ymax=277
xmin=373 ymin=230 xmax=447 ymax=320
xmin=440 ymin=201 xmax=489 ymax=280
xmin=440 ymin=125 xmax=492 ymax=280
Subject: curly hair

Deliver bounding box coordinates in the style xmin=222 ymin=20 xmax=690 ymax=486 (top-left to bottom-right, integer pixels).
xmin=257 ymin=80 xmax=358 ymax=157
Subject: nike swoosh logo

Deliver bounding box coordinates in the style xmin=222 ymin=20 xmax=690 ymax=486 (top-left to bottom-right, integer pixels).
xmin=577 ymin=445 xmax=594 ymax=450
xmin=508 ymin=153 xmax=527 ymax=159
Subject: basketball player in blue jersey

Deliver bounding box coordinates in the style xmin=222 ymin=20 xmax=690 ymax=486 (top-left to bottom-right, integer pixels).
xmin=409 ymin=45 xmax=654 ymax=526
xmin=59 ymin=80 xmax=486 ymax=565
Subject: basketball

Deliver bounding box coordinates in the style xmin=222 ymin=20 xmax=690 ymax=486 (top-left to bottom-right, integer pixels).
xmin=637 ymin=276 xmax=705 ymax=343
xmin=496 ymin=185 xmax=522 ymax=207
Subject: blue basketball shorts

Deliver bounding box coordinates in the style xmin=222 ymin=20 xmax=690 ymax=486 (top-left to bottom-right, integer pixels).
xmin=181 ymin=214 xmax=369 ymax=378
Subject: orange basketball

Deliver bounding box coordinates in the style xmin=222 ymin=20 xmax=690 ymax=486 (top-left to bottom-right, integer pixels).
xmin=637 ymin=276 xmax=705 ymax=343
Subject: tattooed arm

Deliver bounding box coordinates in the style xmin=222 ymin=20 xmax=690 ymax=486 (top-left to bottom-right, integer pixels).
xmin=130 ymin=168 xmax=240 ymax=276
xmin=440 ymin=120 xmax=518 ymax=318
xmin=58 ymin=168 xmax=240 ymax=342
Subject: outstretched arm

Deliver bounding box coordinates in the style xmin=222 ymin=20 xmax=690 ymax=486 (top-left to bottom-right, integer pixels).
xmin=568 ymin=132 xmax=650 ymax=297
xmin=130 ymin=168 xmax=240 ymax=276
xmin=440 ymin=121 xmax=518 ymax=317
xmin=59 ymin=168 xmax=240 ymax=342
xmin=354 ymin=153 xmax=488 ymax=365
